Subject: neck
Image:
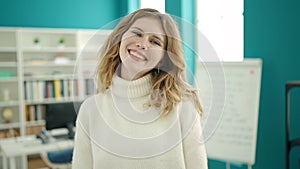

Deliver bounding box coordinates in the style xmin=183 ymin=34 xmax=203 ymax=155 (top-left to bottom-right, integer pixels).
xmin=120 ymin=64 xmax=147 ymax=81
xmin=111 ymin=73 xmax=152 ymax=99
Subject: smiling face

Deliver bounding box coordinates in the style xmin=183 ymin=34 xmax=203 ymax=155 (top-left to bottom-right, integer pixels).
xmin=119 ymin=17 xmax=166 ymax=80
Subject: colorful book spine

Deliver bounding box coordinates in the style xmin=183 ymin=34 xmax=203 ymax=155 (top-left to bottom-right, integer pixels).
xmin=54 ymin=79 xmax=61 ymax=100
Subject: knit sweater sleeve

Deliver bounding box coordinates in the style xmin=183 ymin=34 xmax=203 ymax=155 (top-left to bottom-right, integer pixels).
xmin=72 ymin=101 xmax=93 ymax=169
xmin=181 ymin=103 xmax=208 ymax=169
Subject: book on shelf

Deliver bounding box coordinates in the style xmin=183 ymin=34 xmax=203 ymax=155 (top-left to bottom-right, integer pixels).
xmin=24 ymin=79 xmax=79 ymax=101
xmin=45 ymin=81 xmax=54 ymax=99
xmin=85 ymin=78 xmax=95 ymax=96
xmin=53 ymin=79 xmax=61 ymax=100
xmin=24 ymin=105 xmax=46 ymax=122
xmin=36 ymin=104 xmax=45 ymax=120
xmin=29 ymin=105 xmax=35 ymax=121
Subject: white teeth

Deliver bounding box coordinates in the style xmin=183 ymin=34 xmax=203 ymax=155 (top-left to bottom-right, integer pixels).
xmin=130 ymin=51 xmax=146 ymax=60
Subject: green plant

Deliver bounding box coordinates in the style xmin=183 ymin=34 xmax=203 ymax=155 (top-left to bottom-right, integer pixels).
xmin=33 ymin=37 xmax=40 ymax=44
xmin=58 ymin=37 xmax=65 ymax=44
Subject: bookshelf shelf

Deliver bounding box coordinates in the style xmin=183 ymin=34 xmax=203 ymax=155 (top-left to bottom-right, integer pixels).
xmin=0 ymin=62 xmax=18 ymax=67
xmin=0 ymin=27 xmax=111 ymax=139
xmin=23 ymin=62 xmax=76 ymax=67
xmin=0 ymin=122 xmax=20 ymax=130
xmin=0 ymin=77 xmax=18 ymax=82
xmin=25 ymin=120 xmax=45 ymax=127
xmin=0 ymin=101 xmax=20 ymax=107
xmin=22 ymin=47 xmax=77 ymax=53
xmin=25 ymin=97 xmax=81 ymax=105
xmin=24 ymin=74 xmax=76 ymax=81
xmin=0 ymin=47 xmax=17 ymax=52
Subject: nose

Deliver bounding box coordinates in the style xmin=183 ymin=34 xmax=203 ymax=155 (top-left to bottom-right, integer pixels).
xmin=136 ymin=38 xmax=149 ymax=50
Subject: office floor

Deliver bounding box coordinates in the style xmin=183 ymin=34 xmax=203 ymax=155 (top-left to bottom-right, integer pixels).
xmin=28 ymin=155 xmax=48 ymax=169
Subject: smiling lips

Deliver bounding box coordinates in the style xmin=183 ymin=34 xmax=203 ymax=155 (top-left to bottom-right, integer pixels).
xmin=128 ymin=49 xmax=147 ymax=61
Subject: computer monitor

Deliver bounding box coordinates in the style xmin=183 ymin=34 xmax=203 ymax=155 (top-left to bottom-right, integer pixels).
xmin=45 ymin=102 xmax=80 ymax=139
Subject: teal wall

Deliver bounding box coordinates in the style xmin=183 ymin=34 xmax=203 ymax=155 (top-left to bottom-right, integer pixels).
xmin=244 ymin=0 xmax=300 ymax=169
xmin=0 ymin=0 xmax=125 ymax=29
xmin=166 ymin=0 xmax=196 ymax=84
xmin=1 ymin=0 xmax=300 ymax=168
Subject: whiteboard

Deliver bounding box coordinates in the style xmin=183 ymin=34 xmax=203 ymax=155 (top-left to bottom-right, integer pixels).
xmin=194 ymin=58 xmax=262 ymax=165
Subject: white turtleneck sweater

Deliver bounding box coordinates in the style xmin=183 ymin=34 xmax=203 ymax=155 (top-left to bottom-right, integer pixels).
xmin=72 ymin=75 xmax=208 ymax=169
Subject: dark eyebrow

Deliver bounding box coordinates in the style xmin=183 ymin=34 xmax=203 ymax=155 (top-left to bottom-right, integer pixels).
xmin=131 ymin=27 xmax=144 ymax=32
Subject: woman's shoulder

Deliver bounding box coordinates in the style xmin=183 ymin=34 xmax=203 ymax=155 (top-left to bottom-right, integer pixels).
xmin=79 ymin=93 xmax=106 ymax=112
xmin=177 ymin=97 xmax=201 ymax=118
xmin=82 ymin=91 xmax=110 ymax=104
xmin=77 ymin=92 xmax=109 ymax=122
xmin=81 ymin=94 xmax=97 ymax=105
xmin=180 ymin=97 xmax=197 ymax=109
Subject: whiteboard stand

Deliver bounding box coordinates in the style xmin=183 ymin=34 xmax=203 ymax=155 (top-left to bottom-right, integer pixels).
xmin=226 ymin=161 xmax=230 ymax=169
xmin=225 ymin=161 xmax=253 ymax=169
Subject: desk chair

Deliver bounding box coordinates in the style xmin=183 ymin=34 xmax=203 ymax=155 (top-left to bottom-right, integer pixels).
xmin=38 ymin=129 xmax=73 ymax=169
xmin=40 ymin=151 xmax=72 ymax=169
xmin=285 ymin=81 xmax=300 ymax=169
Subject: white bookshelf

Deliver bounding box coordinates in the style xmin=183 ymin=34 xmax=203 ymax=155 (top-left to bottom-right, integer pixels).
xmin=0 ymin=28 xmax=21 ymax=138
xmin=0 ymin=27 xmax=111 ymax=138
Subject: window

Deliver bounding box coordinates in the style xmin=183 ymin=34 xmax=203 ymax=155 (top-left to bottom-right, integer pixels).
xmin=196 ymin=0 xmax=244 ymax=61
xmin=140 ymin=0 xmax=165 ymax=13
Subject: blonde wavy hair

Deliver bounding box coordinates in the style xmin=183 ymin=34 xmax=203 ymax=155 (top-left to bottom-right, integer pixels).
xmin=95 ymin=8 xmax=203 ymax=117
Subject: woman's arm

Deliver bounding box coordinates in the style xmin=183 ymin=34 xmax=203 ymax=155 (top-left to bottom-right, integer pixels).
xmin=182 ymin=114 xmax=208 ymax=169
xmin=72 ymin=117 xmax=93 ymax=168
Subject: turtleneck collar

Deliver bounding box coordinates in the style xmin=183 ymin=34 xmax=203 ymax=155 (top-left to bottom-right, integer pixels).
xmin=111 ymin=74 xmax=152 ymax=99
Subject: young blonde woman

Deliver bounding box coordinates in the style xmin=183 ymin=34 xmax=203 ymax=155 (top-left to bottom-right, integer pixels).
xmin=72 ymin=8 xmax=208 ymax=169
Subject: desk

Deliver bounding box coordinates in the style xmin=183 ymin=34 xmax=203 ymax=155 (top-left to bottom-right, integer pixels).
xmin=0 ymin=137 xmax=74 ymax=169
